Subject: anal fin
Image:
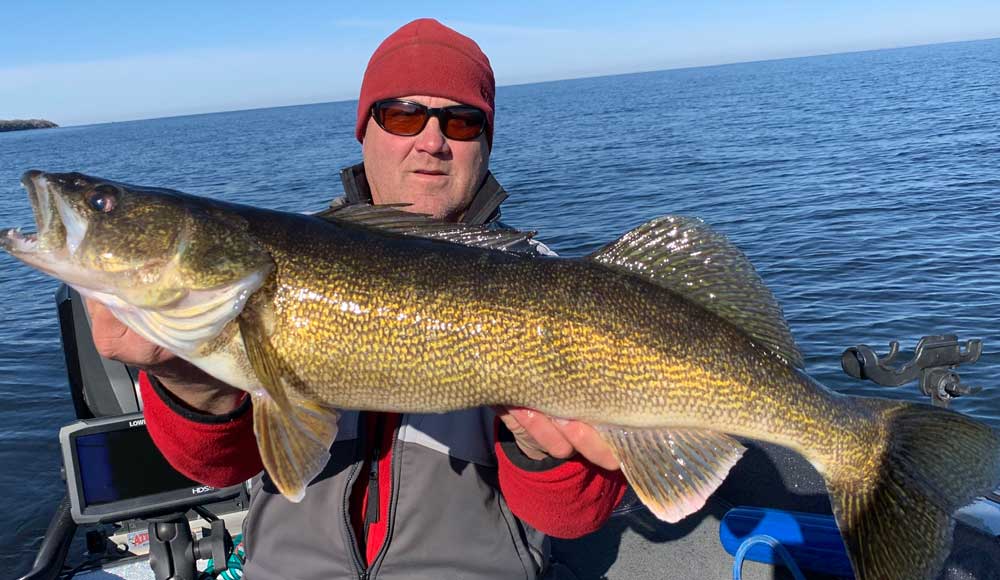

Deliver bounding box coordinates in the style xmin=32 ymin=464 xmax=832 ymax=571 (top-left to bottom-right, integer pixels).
xmin=600 ymin=427 xmax=746 ymax=523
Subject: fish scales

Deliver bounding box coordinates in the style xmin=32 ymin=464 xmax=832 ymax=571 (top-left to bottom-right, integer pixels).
xmin=239 ymin=206 xmax=868 ymax=456
xmin=4 ymin=170 xmax=999 ymax=580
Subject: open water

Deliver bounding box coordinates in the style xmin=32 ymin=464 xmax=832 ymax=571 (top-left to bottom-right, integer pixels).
xmin=1 ymin=38 xmax=999 ymax=575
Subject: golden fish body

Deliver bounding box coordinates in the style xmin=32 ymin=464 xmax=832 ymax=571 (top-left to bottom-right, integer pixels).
xmin=245 ymin=209 xmax=831 ymax=439
xmin=4 ymin=170 xmax=999 ymax=580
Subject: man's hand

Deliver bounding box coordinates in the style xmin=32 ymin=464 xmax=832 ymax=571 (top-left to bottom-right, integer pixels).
xmin=87 ymin=297 xmax=178 ymax=371
xmin=85 ymin=297 xmax=244 ymax=415
xmin=495 ymin=407 xmax=620 ymax=471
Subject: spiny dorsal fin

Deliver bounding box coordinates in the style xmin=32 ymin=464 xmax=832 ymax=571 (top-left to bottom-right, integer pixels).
xmin=599 ymin=426 xmax=746 ymax=523
xmin=315 ymin=203 xmax=536 ymax=252
xmin=589 ymin=215 xmax=803 ymax=368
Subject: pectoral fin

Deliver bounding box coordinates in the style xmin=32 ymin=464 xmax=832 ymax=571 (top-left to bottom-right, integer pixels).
xmin=600 ymin=427 xmax=745 ymax=523
xmin=252 ymin=393 xmax=340 ymax=502
xmin=239 ymin=308 xmax=340 ymax=502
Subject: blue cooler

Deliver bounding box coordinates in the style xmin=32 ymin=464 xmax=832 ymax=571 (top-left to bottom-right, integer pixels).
xmin=720 ymin=506 xmax=853 ymax=578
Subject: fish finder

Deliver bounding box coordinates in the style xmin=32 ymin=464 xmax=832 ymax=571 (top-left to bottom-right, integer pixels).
xmin=60 ymin=413 xmax=243 ymax=524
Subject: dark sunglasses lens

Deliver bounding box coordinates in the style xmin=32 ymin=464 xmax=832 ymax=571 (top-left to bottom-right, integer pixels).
xmin=441 ymin=107 xmax=486 ymax=140
xmin=376 ymin=101 xmax=428 ymax=136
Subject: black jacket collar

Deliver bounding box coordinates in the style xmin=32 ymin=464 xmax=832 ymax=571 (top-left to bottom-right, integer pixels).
xmin=339 ymin=163 xmax=508 ymax=226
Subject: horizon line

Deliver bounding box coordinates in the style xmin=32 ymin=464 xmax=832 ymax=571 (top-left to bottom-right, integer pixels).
xmin=47 ymin=34 xmax=1000 ymax=130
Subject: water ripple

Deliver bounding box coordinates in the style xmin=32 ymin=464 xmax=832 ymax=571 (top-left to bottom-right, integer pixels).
xmin=2 ymin=38 xmax=1000 ymax=574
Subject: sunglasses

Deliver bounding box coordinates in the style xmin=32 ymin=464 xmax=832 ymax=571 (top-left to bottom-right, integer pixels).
xmin=370 ymin=99 xmax=487 ymax=141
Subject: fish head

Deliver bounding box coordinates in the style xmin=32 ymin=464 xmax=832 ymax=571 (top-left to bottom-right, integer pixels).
xmin=2 ymin=170 xmax=273 ymax=310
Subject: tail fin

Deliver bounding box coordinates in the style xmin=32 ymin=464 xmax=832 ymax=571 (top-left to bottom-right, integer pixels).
xmin=825 ymin=401 xmax=1000 ymax=580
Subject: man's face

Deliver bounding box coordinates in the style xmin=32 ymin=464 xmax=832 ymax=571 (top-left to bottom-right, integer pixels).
xmin=362 ymin=95 xmax=490 ymax=222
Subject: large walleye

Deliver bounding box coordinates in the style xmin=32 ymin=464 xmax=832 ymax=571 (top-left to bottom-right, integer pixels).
xmin=3 ymin=170 xmax=999 ymax=579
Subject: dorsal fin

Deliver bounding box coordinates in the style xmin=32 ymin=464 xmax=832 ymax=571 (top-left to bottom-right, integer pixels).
xmin=589 ymin=215 xmax=803 ymax=368
xmin=314 ymin=203 xmax=536 ymax=253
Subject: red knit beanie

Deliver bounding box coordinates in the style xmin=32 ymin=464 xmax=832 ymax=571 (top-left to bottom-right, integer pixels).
xmin=355 ymin=18 xmax=495 ymax=147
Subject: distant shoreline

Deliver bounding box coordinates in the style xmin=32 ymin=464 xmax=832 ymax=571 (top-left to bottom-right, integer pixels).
xmin=0 ymin=119 xmax=59 ymax=132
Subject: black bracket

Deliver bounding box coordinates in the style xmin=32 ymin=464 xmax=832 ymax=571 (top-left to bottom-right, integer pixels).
xmin=147 ymin=507 xmax=233 ymax=580
xmin=841 ymin=334 xmax=982 ymax=407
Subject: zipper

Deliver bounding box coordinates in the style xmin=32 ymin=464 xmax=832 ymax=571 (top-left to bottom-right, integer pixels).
xmin=365 ymin=415 xmax=383 ymax=535
xmin=348 ymin=413 xmax=395 ymax=580
xmin=367 ymin=414 xmax=402 ymax=577
xmin=343 ymin=415 xmax=368 ymax=580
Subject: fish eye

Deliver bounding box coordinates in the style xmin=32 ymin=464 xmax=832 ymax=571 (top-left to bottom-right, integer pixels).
xmin=86 ymin=185 xmax=119 ymax=214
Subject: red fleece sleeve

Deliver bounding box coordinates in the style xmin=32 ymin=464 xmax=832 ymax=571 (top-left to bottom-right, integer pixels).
xmin=139 ymin=371 xmax=263 ymax=487
xmin=495 ymin=427 xmax=628 ymax=539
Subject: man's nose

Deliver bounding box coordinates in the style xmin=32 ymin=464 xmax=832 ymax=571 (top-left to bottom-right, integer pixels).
xmin=414 ymin=117 xmax=449 ymax=154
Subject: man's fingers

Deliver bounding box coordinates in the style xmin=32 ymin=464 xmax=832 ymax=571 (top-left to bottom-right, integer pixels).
xmin=495 ymin=407 xmax=526 ymax=436
xmin=504 ymin=407 xmax=575 ymax=459
xmin=85 ymin=298 xmax=132 ymax=342
xmin=84 ymin=297 xmax=169 ymax=367
xmin=553 ymin=420 xmax=620 ymax=471
xmin=84 ymin=298 xmax=130 ymax=359
xmin=496 ymin=408 xmax=621 ymax=470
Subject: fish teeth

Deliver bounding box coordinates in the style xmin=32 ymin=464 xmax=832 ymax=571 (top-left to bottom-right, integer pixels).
xmin=0 ymin=227 xmax=39 ymax=251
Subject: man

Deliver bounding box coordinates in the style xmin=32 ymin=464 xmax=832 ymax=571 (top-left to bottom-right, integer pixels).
xmin=87 ymin=18 xmax=626 ymax=579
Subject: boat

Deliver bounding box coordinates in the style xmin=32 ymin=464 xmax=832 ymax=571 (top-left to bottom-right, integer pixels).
xmin=15 ymin=285 xmax=1000 ymax=579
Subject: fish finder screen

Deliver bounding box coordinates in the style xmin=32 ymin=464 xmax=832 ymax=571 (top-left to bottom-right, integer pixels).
xmin=75 ymin=426 xmax=200 ymax=505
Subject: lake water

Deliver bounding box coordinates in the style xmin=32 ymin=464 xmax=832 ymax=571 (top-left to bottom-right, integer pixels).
xmin=2 ymin=38 xmax=999 ymax=575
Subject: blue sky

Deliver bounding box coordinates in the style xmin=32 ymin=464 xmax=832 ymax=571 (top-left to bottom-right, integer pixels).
xmin=3 ymin=1 xmax=999 ymax=126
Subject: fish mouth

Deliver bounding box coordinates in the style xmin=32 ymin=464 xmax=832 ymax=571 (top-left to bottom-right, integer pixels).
xmin=1 ymin=170 xmax=49 ymax=256
xmin=0 ymin=226 xmax=40 ymax=254
xmin=1 ymin=170 xmax=127 ymax=299
xmin=1 ymin=170 xmax=92 ymax=277
xmin=7 ymin=170 xmax=91 ymax=255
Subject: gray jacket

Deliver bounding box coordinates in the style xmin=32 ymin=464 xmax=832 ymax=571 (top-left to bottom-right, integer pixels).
xmin=244 ymin=410 xmax=550 ymax=579
xmin=242 ymin=166 xmax=557 ymax=579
